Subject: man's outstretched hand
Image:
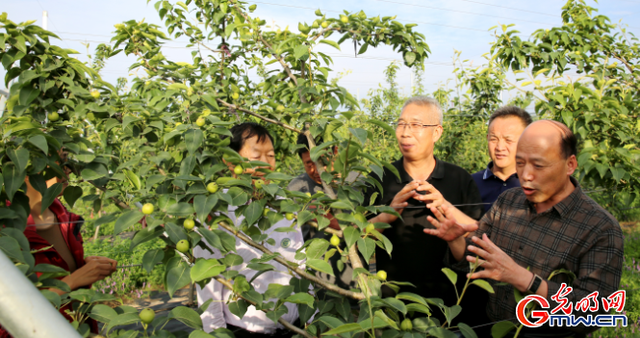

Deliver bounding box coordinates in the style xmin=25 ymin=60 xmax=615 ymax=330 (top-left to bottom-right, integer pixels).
xmin=423 ymin=204 xmax=478 ymax=242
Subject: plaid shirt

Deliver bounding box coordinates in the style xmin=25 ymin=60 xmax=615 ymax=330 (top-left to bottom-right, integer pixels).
xmin=450 ymin=178 xmax=624 ymax=332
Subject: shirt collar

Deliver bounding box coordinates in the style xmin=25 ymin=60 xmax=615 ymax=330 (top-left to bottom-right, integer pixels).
xmin=483 ymin=161 xmax=518 ymax=181
xmin=524 ymin=176 xmax=582 ymax=218
xmin=393 ymin=156 xmax=444 ymax=184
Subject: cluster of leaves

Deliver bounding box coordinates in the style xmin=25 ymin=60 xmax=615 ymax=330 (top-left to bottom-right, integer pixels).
xmin=0 ymin=1 xmax=481 ymax=337
xmin=490 ymin=0 xmax=640 ymax=208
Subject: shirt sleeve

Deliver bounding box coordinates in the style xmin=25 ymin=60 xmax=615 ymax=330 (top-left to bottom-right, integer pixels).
xmin=197 ymin=277 xmax=227 ymax=332
xmin=194 ymin=244 xmax=228 ymax=332
xmin=545 ymin=220 xmax=624 ymax=318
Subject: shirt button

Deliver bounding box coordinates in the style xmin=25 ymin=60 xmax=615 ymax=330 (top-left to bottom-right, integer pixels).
xmin=503 ymin=183 xmax=507 ymax=186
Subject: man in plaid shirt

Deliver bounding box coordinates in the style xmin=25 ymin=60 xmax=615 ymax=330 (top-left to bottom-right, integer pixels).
xmin=424 ymin=120 xmax=624 ymax=337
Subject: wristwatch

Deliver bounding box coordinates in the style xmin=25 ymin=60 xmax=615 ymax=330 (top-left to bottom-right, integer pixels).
xmin=528 ymin=274 xmax=543 ymax=294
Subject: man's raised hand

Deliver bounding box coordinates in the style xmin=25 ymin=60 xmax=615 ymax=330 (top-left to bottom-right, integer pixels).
xmin=423 ymin=204 xmax=478 ymax=242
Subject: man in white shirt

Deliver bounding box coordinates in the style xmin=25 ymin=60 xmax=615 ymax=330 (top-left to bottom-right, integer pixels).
xmin=194 ymin=122 xmax=305 ymax=337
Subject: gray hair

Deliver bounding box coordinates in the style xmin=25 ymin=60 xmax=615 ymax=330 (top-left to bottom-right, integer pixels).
xmin=402 ymin=96 xmax=443 ymax=125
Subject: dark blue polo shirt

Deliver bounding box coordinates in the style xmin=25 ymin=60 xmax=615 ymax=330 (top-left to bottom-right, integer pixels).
xmin=471 ymin=162 xmax=520 ymax=215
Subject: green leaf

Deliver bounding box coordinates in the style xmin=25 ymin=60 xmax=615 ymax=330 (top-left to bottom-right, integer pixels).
xmin=0 ymin=236 xmax=24 ymax=262
xmin=123 ymin=169 xmax=141 ymax=190
xmin=264 ymin=172 xmax=294 ymax=181
xmin=166 ymin=202 xmax=195 ymax=217
xmin=319 ymin=39 xmax=340 ymax=50
xmin=89 ymin=304 xmax=118 ymax=323
xmin=366 ymin=119 xmax=395 ymax=135
xmin=265 ymin=305 xmax=288 ymax=323
xmin=40 ymin=289 xmax=61 ymax=308
xmin=343 ymin=226 xmax=359 ymax=250
xmin=130 ymin=226 xmax=165 ymax=251
xmin=233 ymin=275 xmax=251 ymax=294
xmin=322 ymin=323 xmax=362 ymax=336
xmin=106 ymin=313 xmax=140 ymax=333
xmin=228 ymin=300 xmax=249 ymax=320
xmin=470 ymin=279 xmax=494 ymax=294
xmin=169 ymin=306 xmax=203 ymax=329
xmin=294 ymin=45 xmax=309 ymax=60
xmin=142 ymin=249 xmax=164 ymax=274
xmin=442 ymin=268 xmax=457 ymax=286
xmin=185 ymin=129 xmax=204 ymax=154
xmin=396 ymin=292 xmax=428 ymax=306
xmin=80 ymin=168 xmax=106 ymax=180
xmin=458 ymin=322 xmax=478 ymax=338
xmin=28 ymin=135 xmax=48 ymax=154
xmin=404 ymin=51 xmax=416 ymax=65
xmin=383 ymin=297 xmax=407 ymax=315
xmin=306 ymin=238 xmax=330 ymax=260
xmin=7 ymin=148 xmax=29 ymax=174
xmin=41 ymin=183 xmax=63 ymax=213
xmin=200 ymin=228 xmax=223 ymax=251
xmin=113 ymin=210 xmax=145 ymax=235
xmin=285 ymin=292 xmax=315 ymax=308
xmin=357 ymin=237 xmax=375 ymax=262
xmin=222 ymin=253 xmax=243 ymax=266
xmin=165 ymin=222 xmax=189 ymax=244
xmin=191 ymin=258 xmax=226 ymax=282
xmin=443 ymin=304 xmax=462 ymax=325
xmin=62 ymin=185 xmax=83 ymax=209
xmin=491 ymin=321 xmax=517 ymax=338
xmin=194 ymin=195 xmax=218 ymax=223
xmin=265 ymin=283 xmax=294 ymax=299
xmin=306 ymin=259 xmax=334 ymax=276
xmin=243 ymin=201 xmax=263 ymax=226
xmin=167 ymin=260 xmax=191 ymax=298
xmin=348 ymin=127 xmax=368 ymax=145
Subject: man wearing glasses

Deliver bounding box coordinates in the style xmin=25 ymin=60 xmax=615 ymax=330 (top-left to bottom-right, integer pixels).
xmin=364 ymin=96 xmax=486 ymax=328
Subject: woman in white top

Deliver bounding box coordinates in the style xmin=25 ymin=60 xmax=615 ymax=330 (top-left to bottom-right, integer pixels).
xmin=194 ymin=122 xmax=305 ymax=338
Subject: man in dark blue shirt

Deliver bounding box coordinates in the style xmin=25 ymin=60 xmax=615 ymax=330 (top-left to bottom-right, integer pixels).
xmin=472 ymin=106 xmax=532 ymax=215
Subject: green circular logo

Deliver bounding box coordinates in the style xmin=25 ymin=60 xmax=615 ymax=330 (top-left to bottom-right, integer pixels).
xmin=281 ymin=238 xmax=291 ymax=248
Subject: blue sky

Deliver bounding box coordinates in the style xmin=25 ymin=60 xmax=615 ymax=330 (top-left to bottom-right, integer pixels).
xmin=2 ymin=0 xmax=639 ymax=99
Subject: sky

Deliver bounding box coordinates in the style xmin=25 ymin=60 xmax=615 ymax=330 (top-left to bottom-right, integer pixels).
xmin=1 ymin=0 xmax=639 ymax=101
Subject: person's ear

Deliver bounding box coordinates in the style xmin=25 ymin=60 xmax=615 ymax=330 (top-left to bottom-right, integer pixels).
xmin=432 ymin=125 xmax=443 ymax=143
xmin=566 ymin=154 xmax=577 ymax=176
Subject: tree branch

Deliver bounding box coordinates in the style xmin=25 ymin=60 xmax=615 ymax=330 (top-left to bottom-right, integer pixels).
xmin=211 ymin=276 xmax=314 ymax=338
xmin=216 ymin=221 xmax=365 ymax=300
xmin=216 ymin=99 xmax=303 ymax=133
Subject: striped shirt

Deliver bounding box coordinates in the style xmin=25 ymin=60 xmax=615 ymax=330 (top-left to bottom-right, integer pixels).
xmin=450 ymin=178 xmax=624 ymax=333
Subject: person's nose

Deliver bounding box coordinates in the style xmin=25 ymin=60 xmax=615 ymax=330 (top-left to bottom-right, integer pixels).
xmin=520 ymin=164 xmax=534 ymax=182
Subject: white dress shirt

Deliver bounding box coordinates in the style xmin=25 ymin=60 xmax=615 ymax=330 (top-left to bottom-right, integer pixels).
xmin=194 ymin=204 xmax=305 ymax=334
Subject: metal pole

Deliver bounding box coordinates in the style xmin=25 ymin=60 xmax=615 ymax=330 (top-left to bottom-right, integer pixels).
xmin=0 ymin=250 xmax=82 ymax=338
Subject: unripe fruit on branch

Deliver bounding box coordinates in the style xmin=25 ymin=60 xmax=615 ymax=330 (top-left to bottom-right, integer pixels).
xmin=207 ymin=182 xmax=219 ymax=193
xmin=139 ymin=308 xmax=155 ymax=324
xmin=377 ymin=270 xmax=387 ymax=280
xmin=176 ymin=240 xmax=190 ymax=253
xmin=330 ymin=235 xmax=340 ymax=247
xmin=183 ymin=219 xmax=195 ymax=230
xmin=142 ymin=203 xmax=154 ymax=215
xmin=285 ymin=212 xmax=295 ymax=221
xmin=234 ymin=165 xmax=244 ymax=175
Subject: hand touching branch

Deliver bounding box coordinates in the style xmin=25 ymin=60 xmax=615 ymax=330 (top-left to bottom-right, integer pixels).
xmin=52 ymin=256 xmax=117 ymax=295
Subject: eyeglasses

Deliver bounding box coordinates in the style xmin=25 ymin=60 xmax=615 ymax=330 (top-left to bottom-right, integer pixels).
xmin=395 ymin=122 xmax=439 ymax=133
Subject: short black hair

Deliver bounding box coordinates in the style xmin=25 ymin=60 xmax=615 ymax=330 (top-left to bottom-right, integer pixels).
xmin=488 ymin=106 xmax=533 ymax=128
xmin=224 ymin=122 xmax=274 ymax=153
xmin=296 ymin=133 xmax=324 ymax=158
xmin=546 ymin=120 xmax=577 ymax=159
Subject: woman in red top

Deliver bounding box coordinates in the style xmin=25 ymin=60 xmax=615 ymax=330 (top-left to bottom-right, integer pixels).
xmin=0 ymin=158 xmax=117 ymax=337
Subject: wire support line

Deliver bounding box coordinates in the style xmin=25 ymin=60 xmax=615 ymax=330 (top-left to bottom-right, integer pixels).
xmin=250 ymin=0 xmax=487 ymax=32
xmin=370 ymin=0 xmax=559 ymax=26
xmin=458 ymin=0 xmax=559 ymax=18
